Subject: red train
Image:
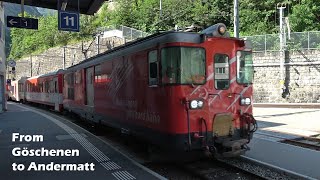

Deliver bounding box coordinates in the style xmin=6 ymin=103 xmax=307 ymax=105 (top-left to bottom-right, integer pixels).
xmin=11 ymin=24 xmax=257 ymax=157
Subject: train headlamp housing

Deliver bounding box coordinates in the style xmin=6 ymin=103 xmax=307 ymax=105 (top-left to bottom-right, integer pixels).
xmin=190 ymin=100 xmax=204 ymax=109
xmin=200 ymin=23 xmax=229 ymax=38
xmin=218 ymin=25 xmax=226 ymax=35
xmin=240 ymin=97 xmax=251 ymax=106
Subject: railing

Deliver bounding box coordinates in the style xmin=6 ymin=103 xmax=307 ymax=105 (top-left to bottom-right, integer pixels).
xmin=244 ymin=31 xmax=320 ymax=52
xmin=97 ymin=25 xmax=149 ymax=42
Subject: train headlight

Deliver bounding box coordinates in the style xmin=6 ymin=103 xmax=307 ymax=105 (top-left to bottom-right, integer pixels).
xmin=198 ymin=100 xmax=204 ymax=108
xmin=190 ymin=100 xmax=198 ymax=109
xmin=190 ymin=100 xmax=204 ymax=109
xmin=240 ymin=97 xmax=251 ymax=105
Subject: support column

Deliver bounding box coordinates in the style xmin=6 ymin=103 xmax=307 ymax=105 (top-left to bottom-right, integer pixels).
xmin=62 ymin=46 xmax=66 ymax=70
xmin=233 ymin=0 xmax=239 ymax=38
xmin=277 ymin=4 xmax=286 ymax=90
xmin=30 ymin=55 xmax=32 ymax=77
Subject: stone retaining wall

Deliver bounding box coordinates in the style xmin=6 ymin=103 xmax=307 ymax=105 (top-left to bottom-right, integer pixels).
xmin=253 ymin=50 xmax=320 ymax=103
xmin=14 ymin=36 xmax=124 ymax=79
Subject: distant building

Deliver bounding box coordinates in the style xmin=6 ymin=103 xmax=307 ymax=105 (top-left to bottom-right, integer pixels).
xmin=0 ymin=1 xmax=6 ymax=112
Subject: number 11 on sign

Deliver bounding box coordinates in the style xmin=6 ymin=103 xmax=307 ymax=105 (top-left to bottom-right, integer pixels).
xmin=59 ymin=11 xmax=79 ymax=32
xmin=63 ymin=16 xmax=74 ymax=27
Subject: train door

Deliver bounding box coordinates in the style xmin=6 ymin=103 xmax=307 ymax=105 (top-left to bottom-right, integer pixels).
xmin=53 ymin=77 xmax=59 ymax=111
xmin=0 ymin=75 xmax=4 ymax=112
xmin=85 ymin=67 xmax=94 ymax=106
xmin=211 ymin=49 xmax=235 ymax=139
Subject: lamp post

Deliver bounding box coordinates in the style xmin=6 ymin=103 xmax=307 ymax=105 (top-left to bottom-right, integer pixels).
xmin=159 ymin=0 xmax=162 ymax=18
xmin=234 ymin=0 xmax=239 ymax=38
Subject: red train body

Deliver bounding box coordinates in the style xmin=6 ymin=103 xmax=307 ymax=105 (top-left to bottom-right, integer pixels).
xmin=14 ymin=24 xmax=257 ymax=157
xmin=24 ymin=70 xmax=64 ymax=111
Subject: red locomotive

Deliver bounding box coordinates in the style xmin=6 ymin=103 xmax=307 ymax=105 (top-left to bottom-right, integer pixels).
xmin=13 ymin=24 xmax=257 ymax=157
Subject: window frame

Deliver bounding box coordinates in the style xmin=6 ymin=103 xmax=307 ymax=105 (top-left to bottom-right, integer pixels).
xmin=236 ymin=50 xmax=254 ymax=85
xmin=148 ymin=50 xmax=159 ymax=87
xmin=214 ymin=53 xmax=230 ymax=90
xmin=64 ymin=72 xmax=75 ymax=100
xmin=160 ymin=46 xmax=207 ymax=86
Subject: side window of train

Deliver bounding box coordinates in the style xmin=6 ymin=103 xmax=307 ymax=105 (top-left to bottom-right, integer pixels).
xmin=214 ymin=54 xmax=230 ymax=90
xmin=45 ymin=81 xmax=49 ymax=93
xmin=54 ymin=81 xmax=57 ymax=93
xmin=73 ymin=71 xmax=81 ymax=85
xmin=148 ymin=50 xmax=159 ymax=86
xmin=94 ymin=65 xmax=101 ymax=83
xmin=67 ymin=73 xmax=75 ymax=100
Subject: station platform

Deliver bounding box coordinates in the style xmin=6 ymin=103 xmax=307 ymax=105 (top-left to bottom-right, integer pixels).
xmin=243 ymin=106 xmax=320 ymax=180
xmin=253 ymin=106 xmax=320 ymax=137
xmin=0 ymin=103 xmax=165 ymax=180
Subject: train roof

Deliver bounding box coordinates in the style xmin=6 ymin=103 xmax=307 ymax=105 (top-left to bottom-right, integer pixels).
xmin=65 ymin=31 xmax=205 ymax=72
xmin=27 ymin=69 xmax=64 ymax=80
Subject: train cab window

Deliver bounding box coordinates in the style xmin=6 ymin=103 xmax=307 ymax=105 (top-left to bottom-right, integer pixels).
xmin=214 ymin=54 xmax=230 ymax=89
xmin=148 ymin=50 xmax=158 ymax=86
xmin=237 ymin=51 xmax=254 ymax=84
xmin=161 ymin=47 xmax=205 ymax=85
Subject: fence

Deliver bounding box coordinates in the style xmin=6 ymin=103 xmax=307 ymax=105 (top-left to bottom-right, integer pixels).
xmin=97 ymin=25 xmax=149 ymax=42
xmin=13 ymin=25 xmax=149 ymax=79
xmin=244 ymin=31 xmax=320 ymax=52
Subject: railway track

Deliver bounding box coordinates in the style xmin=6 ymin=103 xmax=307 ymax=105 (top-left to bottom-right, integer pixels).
xmin=281 ymin=136 xmax=320 ymax=151
xmin=255 ymin=131 xmax=320 ymax=151
xmin=23 ymin=103 xmax=302 ymax=180
xmin=181 ymin=159 xmax=265 ymax=180
xmin=57 ymin=109 xmax=299 ymax=180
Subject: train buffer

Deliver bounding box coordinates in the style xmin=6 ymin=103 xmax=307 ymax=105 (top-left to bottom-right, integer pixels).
xmin=0 ymin=103 xmax=165 ymax=180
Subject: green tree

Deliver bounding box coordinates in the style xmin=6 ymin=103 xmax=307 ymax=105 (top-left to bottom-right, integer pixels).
xmin=289 ymin=0 xmax=320 ymax=32
xmin=9 ymin=13 xmax=98 ymax=59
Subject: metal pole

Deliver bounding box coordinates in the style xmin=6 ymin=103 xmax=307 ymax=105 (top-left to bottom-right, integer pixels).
xmin=21 ymin=0 xmax=25 ymax=17
xmin=160 ymin=0 xmax=162 ymax=18
xmin=62 ymin=46 xmax=66 ymax=70
xmin=264 ymin=34 xmax=267 ymax=53
xmin=307 ymin=32 xmax=310 ymax=50
xmin=30 ymin=55 xmax=32 ymax=76
xmin=233 ymin=0 xmax=239 ymax=38
xmin=277 ymin=5 xmax=286 ymax=90
xmin=97 ymin=35 xmax=100 ymax=54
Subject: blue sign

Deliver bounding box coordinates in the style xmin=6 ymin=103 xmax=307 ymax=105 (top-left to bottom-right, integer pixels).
xmin=6 ymin=16 xmax=38 ymax=30
xmin=58 ymin=11 xmax=79 ymax=32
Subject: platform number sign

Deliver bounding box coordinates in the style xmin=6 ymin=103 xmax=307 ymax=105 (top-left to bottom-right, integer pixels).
xmin=6 ymin=16 xmax=38 ymax=30
xmin=58 ymin=11 xmax=79 ymax=32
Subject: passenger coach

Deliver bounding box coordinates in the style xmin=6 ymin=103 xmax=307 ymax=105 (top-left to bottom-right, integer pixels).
xmin=25 ymin=70 xmax=64 ymax=111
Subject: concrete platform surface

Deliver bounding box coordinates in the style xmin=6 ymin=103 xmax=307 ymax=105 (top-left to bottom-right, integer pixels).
xmin=245 ymin=136 xmax=320 ymax=180
xmin=253 ymin=107 xmax=320 ymax=137
xmin=247 ymin=107 xmax=320 ymax=179
xmin=0 ymin=103 xmax=165 ymax=180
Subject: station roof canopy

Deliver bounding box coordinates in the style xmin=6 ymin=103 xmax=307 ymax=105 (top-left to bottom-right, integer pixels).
xmin=2 ymin=0 xmax=105 ymax=15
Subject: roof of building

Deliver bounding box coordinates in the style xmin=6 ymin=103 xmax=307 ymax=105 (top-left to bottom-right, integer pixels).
xmin=1 ymin=0 xmax=105 ymax=15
